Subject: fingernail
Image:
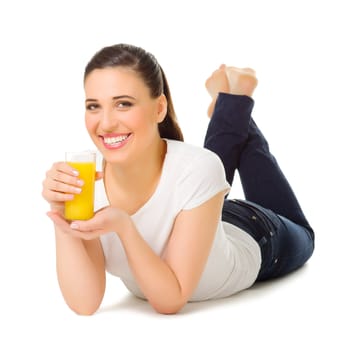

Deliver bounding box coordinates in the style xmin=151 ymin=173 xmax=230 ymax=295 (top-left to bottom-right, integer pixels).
xmin=70 ymin=222 xmax=79 ymax=229
xmin=72 ymin=170 xmax=79 ymax=176
xmin=77 ymin=179 xmax=84 ymax=186
xmin=74 ymin=187 xmax=82 ymax=193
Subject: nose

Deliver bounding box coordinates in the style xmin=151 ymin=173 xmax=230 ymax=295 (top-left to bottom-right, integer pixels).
xmin=100 ymin=108 xmax=120 ymax=132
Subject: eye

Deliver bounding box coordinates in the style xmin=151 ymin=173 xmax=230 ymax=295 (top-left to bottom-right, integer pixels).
xmin=116 ymin=101 xmax=133 ymax=109
xmin=86 ymin=103 xmax=100 ymax=111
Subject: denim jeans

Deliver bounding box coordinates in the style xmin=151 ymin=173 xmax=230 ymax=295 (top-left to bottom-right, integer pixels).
xmin=204 ymin=93 xmax=315 ymax=281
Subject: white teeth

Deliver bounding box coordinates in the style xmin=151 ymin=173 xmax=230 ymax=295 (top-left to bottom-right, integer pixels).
xmin=104 ymin=135 xmax=129 ymax=145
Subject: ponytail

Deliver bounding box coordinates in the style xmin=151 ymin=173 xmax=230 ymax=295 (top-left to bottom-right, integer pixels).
xmin=158 ymin=66 xmax=184 ymax=141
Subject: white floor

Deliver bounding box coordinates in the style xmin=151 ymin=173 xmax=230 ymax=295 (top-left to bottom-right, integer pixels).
xmin=1 ymin=1 xmax=346 ymax=348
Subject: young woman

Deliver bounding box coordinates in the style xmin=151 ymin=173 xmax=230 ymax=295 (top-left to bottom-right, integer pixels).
xmin=42 ymin=43 xmax=314 ymax=315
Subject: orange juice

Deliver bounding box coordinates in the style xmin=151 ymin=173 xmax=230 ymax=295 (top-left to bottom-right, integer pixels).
xmin=65 ymin=161 xmax=96 ymax=221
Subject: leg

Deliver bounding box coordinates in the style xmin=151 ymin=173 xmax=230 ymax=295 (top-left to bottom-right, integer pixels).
xmin=221 ymin=198 xmax=314 ymax=281
xmin=238 ymin=118 xmax=313 ymax=231
xmin=204 ymin=67 xmax=314 ymax=279
xmin=204 ymin=93 xmax=252 ymax=186
xmin=204 ymin=65 xmax=258 ymax=186
xmin=204 ymin=66 xmax=313 ymax=232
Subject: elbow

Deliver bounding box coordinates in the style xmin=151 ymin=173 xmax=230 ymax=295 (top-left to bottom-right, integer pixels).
xmin=70 ymin=302 xmax=100 ymax=316
xmin=149 ymin=287 xmax=191 ymax=315
xmin=66 ymin=295 xmax=103 ymax=316
xmin=62 ymin=284 xmax=105 ymax=316
xmin=151 ymin=300 xmax=187 ymax=315
xmin=156 ymin=308 xmax=181 ymax=315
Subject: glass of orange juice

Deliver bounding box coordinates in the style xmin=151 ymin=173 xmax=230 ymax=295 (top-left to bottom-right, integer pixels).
xmin=64 ymin=150 xmax=96 ymax=221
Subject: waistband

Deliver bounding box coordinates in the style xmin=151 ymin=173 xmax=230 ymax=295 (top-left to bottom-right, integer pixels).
xmin=222 ymin=199 xmax=279 ymax=280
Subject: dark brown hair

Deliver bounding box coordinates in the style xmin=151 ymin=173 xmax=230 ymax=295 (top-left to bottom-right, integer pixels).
xmin=84 ymin=43 xmax=184 ymax=141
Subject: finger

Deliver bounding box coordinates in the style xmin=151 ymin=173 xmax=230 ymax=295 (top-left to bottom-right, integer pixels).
xmin=55 ymin=161 xmax=80 ymax=176
xmin=47 ymin=211 xmax=101 ymax=240
xmin=95 ymin=171 xmax=104 ymax=181
xmin=51 ymin=168 xmax=83 ymax=187
xmin=42 ymin=187 xmax=75 ymax=202
xmin=69 ymin=217 xmax=103 ymax=233
xmin=43 ymin=164 xmax=84 ymax=199
xmin=46 ymin=162 xmax=84 ymax=190
xmin=52 ymin=179 xmax=83 ymax=195
xmin=69 ymin=220 xmax=104 ymax=240
xmin=46 ymin=162 xmax=78 ymax=179
xmin=42 ymin=178 xmax=81 ymax=204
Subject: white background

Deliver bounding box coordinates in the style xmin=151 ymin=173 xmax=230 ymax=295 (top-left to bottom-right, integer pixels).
xmin=0 ymin=0 xmax=346 ymax=348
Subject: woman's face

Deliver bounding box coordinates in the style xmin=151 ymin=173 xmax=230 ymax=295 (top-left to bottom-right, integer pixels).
xmin=84 ymin=67 xmax=166 ymax=165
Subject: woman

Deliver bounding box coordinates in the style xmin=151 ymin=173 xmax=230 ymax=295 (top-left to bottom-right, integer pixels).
xmin=42 ymin=43 xmax=314 ymax=315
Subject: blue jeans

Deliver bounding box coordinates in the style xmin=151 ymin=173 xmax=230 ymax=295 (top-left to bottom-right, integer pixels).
xmin=204 ymin=93 xmax=315 ymax=281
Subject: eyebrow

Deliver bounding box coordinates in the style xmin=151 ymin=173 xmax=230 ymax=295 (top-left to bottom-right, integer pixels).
xmin=85 ymin=95 xmax=136 ymax=103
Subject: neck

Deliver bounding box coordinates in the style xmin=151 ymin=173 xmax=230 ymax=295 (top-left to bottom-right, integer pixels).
xmin=105 ymin=137 xmax=167 ymax=193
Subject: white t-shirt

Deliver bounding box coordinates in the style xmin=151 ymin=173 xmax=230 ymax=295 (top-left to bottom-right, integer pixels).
xmin=96 ymin=139 xmax=261 ymax=301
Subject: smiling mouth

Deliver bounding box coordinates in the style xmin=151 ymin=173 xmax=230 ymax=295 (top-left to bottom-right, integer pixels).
xmin=101 ymin=133 xmax=131 ymax=149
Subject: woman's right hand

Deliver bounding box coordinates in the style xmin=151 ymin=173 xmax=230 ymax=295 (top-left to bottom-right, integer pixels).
xmin=42 ymin=162 xmax=84 ymax=214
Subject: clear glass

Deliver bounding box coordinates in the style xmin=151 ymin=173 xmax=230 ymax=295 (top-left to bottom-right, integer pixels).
xmin=64 ymin=151 xmax=96 ymax=221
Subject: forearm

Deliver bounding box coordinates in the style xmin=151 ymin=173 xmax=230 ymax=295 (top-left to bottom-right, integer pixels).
xmin=55 ymin=228 xmax=105 ymax=315
xmin=118 ymin=221 xmax=186 ymax=314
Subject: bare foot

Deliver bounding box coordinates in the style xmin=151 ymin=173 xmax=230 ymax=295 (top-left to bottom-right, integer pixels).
xmin=225 ymin=67 xmax=258 ymax=96
xmin=205 ymin=65 xmax=258 ymax=118
xmin=205 ymin=64 xmax=229 ymax=117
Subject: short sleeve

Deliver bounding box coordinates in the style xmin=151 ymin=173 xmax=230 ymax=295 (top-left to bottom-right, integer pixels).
xmin=176 ymin=150 xmax=230 ymax=211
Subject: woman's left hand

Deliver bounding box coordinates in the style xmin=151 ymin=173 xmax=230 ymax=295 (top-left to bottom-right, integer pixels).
xmin=47 ymin=206 xmax=130 ymax=240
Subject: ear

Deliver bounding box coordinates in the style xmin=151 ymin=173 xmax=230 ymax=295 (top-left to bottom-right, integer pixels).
xmin=156 ymin=94 xmax=167 ymax=123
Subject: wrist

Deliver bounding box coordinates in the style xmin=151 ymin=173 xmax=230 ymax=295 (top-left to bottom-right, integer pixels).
xmin=111 ymin=209 xmax=135 ymax=238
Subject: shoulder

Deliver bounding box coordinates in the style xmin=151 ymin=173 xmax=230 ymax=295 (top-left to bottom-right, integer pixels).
xmin=164 ymin=139 xmax=230 ymax=210
xmin=165 ymin=139 xmax=223 ymax=168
